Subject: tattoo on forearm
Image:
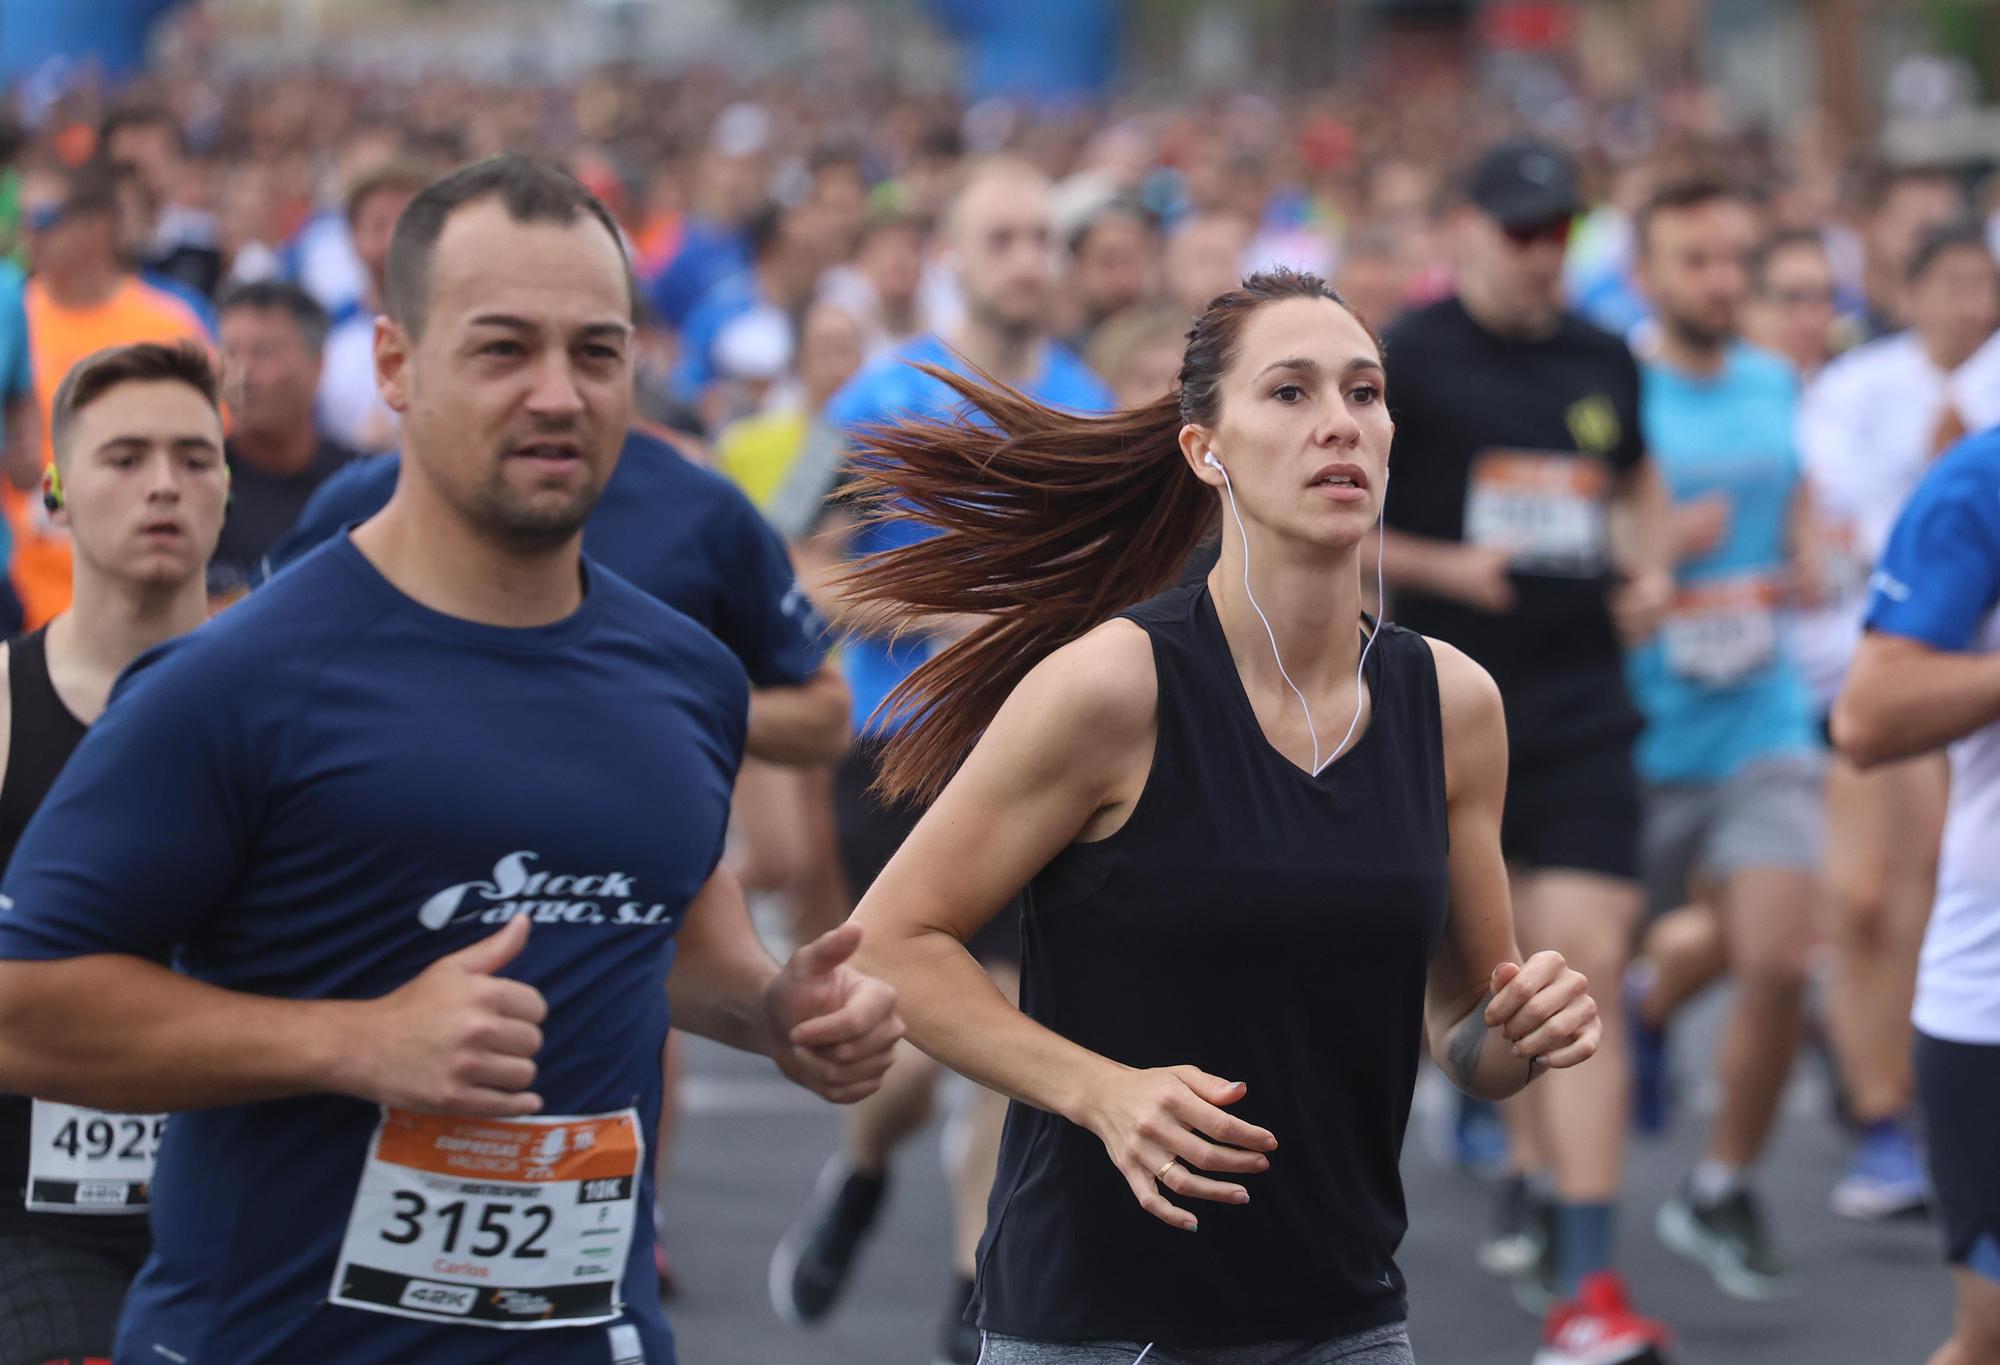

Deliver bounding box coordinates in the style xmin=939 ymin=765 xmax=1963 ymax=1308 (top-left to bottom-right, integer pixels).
xmin=1446 ymin=992 xmax=1493 ymax=1085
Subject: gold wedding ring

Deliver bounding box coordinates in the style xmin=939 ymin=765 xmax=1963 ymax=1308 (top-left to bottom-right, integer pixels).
xmin=1155 ymin=1157 xmax=1180 ymax=1184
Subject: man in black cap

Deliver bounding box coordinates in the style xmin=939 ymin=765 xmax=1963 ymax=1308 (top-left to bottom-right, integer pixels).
xmin=1375 ymin=137 xmax=1677 ymax=1365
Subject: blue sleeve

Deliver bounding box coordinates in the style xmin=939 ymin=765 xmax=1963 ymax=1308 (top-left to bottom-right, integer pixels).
xmin=710 ymin=495 xmax=832 ymax=688
xmin=253 ymin=458 xmax=395 ymax=586
xmin=1 ymin=286 xmax=30 ymax=404
xmin=1864 ymin=463 xmax=2000 ymax=652
xmin=670 ymin=304 xmax=719 ymax=404
xmin=0 ymin=643 xmax=258 ymax=963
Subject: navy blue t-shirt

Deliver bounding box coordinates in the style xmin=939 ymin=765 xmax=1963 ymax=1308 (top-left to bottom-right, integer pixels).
xmin=262 ymin=426 xmax=828 ymax=689
xmin=0 ymin=535 xmax=748 ymax=1363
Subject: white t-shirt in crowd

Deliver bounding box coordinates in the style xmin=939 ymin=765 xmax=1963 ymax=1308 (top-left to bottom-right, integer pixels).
xmin=1790 ymin=329 xmax=1997 ymax=705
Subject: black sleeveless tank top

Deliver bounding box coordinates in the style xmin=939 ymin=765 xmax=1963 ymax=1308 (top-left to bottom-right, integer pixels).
xmin=0 ymin=628 xmax=149 ymax=1246
xmin=974 ymin=581 xmax=1451 ymax=1346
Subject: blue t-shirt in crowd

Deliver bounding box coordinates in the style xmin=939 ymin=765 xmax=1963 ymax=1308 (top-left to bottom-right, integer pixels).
xmin=264 ymin=426 xmax=828 ymax=690
xmin=0 ymin=535 xmax=748 ymax=1363
xmin=670 ymin=269 xmax=762 ymax=403
xmin=1627 ymin=344 xmax=1816 ymax=783
xmin=826 ymin=334 xmax=1112 ymax=736
xmin=646 ymin=222 xmax=750 ymax=331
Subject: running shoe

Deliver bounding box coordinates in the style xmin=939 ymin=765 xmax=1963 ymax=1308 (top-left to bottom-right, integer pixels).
xmin=1624 ymin=968 xmax=1672 ymax=1137
xmin=1480 ymin=1174 xmax=1551 ymax=1276
xmin=768 ymin=1156 xmax=888 ymax=1325
xmin=934 ymin=1276 xmax=981 ymax=1365
xmin=1829 ymin=1122 xmax=1930 ymax=1221
xmin=1655 ymin=1182 xmax=1789 ymax=1301
xmin=1532 ymin=1271 xmax=1675 ymax=1365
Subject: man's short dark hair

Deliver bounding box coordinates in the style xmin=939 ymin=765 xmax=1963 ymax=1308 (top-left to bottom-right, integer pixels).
xmin=1861 ymin=162 xmax=1963 ymax=215
xmin=1751 ymin=228 xmax=1829 ymax=291
xmin=99 ymin=104 xmax=187 ymax=160
xmin=344 ymin=158 xmax=442 ymax=229
xmin=1907 ymin=219 xmax=1995 ymax=284
xmin=50 ymin=342 xmax=219 ymax=464
xmin=217 ymin=279 xmax=332 ymax=353
xmin=1068 ymin=198 xmax=1157 ymax=259
xmin=382 ymin=153 xmax=634 ymax=341
xmin=1637 ymin=176 xmax=1743 ymax=255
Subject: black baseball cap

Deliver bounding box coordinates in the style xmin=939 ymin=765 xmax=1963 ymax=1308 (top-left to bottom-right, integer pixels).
xmin=1464 ymin=137 xmax=1580 ymax=229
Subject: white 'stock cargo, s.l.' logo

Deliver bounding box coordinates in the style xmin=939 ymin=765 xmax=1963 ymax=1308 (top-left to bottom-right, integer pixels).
xmin=416 ymin=851 xmax=676 ymax=931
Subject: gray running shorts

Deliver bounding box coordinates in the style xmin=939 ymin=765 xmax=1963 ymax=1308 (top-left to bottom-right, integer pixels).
xmin=977 ymin=1320 xmax=1415 ymax=1365
xmin=1641 ymin=752 xmax=1824 ymax=917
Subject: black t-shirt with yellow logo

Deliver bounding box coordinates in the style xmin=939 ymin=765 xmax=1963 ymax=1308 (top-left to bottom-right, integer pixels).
xmin=1382 ymin=295 xmax=1645 ymax=754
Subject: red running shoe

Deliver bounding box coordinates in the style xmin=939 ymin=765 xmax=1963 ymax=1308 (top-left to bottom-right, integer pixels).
xmin=1532 ymin=1271 xmax=1674 ymax=1365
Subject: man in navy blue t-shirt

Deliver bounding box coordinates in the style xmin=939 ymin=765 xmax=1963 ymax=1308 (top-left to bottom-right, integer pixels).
xmin=261 ymin=422 xmax=852 ymax=767
xmin=0 ymin=155 xmax=902 ymax=1365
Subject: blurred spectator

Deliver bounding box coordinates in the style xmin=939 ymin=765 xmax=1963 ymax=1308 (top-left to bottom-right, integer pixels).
xmin=1060 ymin=198 xmax=1159 ymax=352
xmin=281 ymin=122 xmax=405 ymax=323
xmin=316 ymin=160 xmax=434 ymax=453
xmin=1334 ymin=224 xmax=1414 ymax=334
xmin=821 ymin=214 xmax=930 ymax=357
xmin=1744 ymin=229 xmax=1843 ymax=382
xmin=648 ymin=103 xmax=771 ymax=331
xmin=216 ymin=162 xmax=284 ymax=288
xmin=1085 ymin=302 xmax=1185 ymax=410
xmin=715 ymin=299 xmax=865 ymax=511
xmin=209 ymin=280 xmax=356 ymax=601
xmin=1163 ymin=209 xmax=1253 ymax=319
xmin=107 ymin=163 xmax=216 ymax=334
xmin=674 ymin=201 xmax=834 ymax=427
xmin=1857 ymin=165 xmax=1967 ymax=340
xmin=9 ymin=159 xmax=210 ymax=628
xmin=99 ymin=104 xmax=223 ymax=301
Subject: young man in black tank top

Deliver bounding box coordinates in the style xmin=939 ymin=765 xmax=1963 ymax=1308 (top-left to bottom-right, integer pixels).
xmin=0 ymin=340 xmax=226 ymax=1365
xmin=828 ymin=270 xmax=1642 ymax=1365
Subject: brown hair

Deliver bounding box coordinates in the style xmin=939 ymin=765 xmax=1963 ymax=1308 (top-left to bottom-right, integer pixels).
xmin=345 ymin=157 xmax=442 ymax=229
xmin=50 ymin=341 xmax=219 ymax=464
xmin=1636 ymin=174 xmax=1744 ymax=255
xmin=839 ymin=267 xmax=1370 ymax=804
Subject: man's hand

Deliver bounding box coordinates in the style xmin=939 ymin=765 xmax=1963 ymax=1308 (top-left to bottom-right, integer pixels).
xmin=1611 ymin=567 xmax=1675 ymax=645
xmin=1674 ymin=494 xmax=1732 ymax=562
xmin=763 ymin=923 xmax=903 ymax=1104
xmin=347 ymin=915 xmax=547 ymax=1117
xmin=1441 ymin=544 xmax=1519 ymax=614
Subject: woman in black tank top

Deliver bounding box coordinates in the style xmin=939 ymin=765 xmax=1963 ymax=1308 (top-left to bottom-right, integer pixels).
xmin=835 ymin=270 xmax=1606 ymax=1362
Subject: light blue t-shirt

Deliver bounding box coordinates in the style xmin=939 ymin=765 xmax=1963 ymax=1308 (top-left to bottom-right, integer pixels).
xmin=1627 ymin=344 xmax=1816 ymax=783
xmin=827 ymin=334 xmax=1113 ymax=737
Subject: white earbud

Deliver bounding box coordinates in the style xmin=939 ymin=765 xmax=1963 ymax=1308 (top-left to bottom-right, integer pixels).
xmin=1204 ymin=450 xmax=1222 ymax=471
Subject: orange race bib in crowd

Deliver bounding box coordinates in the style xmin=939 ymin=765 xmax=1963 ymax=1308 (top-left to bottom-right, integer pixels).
xmin=1463 ymin=448 xmax=1610 ymax=578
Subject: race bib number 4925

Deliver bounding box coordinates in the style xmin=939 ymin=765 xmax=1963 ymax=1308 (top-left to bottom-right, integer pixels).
xmin=330 ymin=1108 xmax=643 ymax=1329
xmin=26 ymin=1101 xmax=163 ymax=1213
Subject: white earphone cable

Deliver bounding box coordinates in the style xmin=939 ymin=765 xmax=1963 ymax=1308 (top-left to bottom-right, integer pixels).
xmin=1215 ymin=459 xmax=1325 ymax=774
xmin=1211 ymin=455 xmax=1387 ymax=777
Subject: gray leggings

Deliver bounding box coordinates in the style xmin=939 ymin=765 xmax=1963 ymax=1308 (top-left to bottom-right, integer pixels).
xmin=977 ymin=1320 xmax=1415 ymax=1365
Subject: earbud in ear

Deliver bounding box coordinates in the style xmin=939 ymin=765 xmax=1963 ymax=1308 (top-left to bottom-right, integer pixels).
xmin=1203 ymin=450 xmax=1222 ymax=471
xmin=41 ymin=463 xmax=62 ymax=516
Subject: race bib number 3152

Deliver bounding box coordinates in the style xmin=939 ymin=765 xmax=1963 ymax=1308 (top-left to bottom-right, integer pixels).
xmin=330 ymin=1108 xmax=643 ymax=1329
xmin=26 ymin=1101 xmax=163 ymax=1212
